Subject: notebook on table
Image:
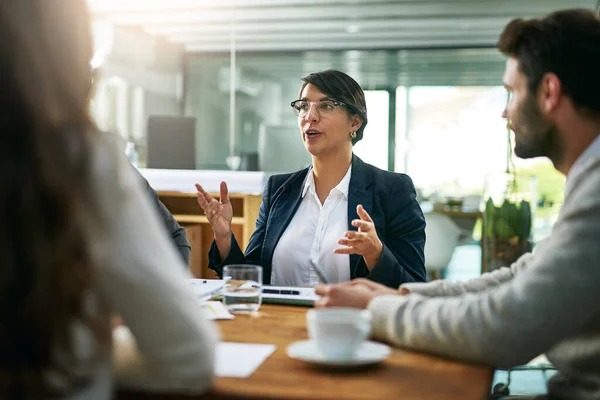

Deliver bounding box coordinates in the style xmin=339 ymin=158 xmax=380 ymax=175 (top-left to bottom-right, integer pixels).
xmin=189 ymin=279 xmax=224 ymax=301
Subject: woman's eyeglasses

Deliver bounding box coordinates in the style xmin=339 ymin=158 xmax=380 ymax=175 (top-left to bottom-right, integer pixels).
xmin=290 ymin=99 xmax=353 ymax=118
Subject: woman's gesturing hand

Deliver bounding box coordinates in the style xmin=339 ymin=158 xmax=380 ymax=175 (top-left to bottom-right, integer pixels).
xmin=195 ymin=181 xmax=233 ymax=238
xmin=335 ymin=204 xmax=383 ymax=270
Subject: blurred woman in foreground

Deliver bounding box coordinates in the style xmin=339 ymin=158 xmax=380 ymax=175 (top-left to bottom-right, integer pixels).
xmin=0 ymin=1 xmax=218 ymax=398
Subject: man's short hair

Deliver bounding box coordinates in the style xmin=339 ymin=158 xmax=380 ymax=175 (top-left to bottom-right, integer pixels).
xmin=498 ymin=8 xmax=600 ymax=115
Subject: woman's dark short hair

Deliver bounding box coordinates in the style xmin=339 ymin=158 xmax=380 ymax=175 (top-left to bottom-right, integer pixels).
xmin=299 ymin=70 xmax=368 ymax=145
xmin=498 ymin=8 xmax=600 ymax=115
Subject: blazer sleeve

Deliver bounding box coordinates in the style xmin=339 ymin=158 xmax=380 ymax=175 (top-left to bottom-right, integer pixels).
xmin=366 ymin=175 xmax=426 ymax=288
xmin=208 ymin=176 xmax=273 ymax=278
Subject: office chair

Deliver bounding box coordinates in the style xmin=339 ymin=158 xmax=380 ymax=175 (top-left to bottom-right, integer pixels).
xmin=490 ymin=362 xmax=556 ymax=399
xmin=423 ymin=213 xmax=461 ymax=280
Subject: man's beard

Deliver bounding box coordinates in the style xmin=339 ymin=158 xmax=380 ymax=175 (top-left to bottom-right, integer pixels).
xmin=512 ymin=95 xmax=563 ymax=165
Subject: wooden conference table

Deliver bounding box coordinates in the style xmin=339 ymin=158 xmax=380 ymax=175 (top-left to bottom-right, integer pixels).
xmin=118 ymin=304 xmax=493 ymax=400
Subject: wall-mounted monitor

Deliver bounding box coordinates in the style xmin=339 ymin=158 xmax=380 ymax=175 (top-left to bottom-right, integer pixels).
xmin=147 ymin=116 xmax=196 ymax=169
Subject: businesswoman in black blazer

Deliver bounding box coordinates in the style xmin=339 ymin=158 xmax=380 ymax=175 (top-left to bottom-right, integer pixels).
xmin=196 ymin=70 xmax=426 ymax=288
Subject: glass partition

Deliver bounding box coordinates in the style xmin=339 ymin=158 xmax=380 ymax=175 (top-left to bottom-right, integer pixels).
xmin=185 ymin=48 xmax=507 ymax=173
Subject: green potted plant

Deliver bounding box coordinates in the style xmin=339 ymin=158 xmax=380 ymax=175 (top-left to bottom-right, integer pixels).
xmin=483 ymin=197 xmax=532 ymax=271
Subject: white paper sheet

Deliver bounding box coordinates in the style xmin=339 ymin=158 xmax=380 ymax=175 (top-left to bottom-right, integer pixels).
xmin=200 ymin=301 xmax=234 ymax=320
xmin=215 ymin=342 xmax=276 ymax=378
xmin=189 ymin=279 xmax=223 ymax=300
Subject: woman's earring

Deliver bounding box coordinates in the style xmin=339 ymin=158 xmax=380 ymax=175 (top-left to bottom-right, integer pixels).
xmin=350 ymin=131 xmax=357 ymax=139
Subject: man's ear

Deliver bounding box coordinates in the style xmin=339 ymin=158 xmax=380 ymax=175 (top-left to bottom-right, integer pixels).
xmin=539 ymin=72 xmax=562 ymax=114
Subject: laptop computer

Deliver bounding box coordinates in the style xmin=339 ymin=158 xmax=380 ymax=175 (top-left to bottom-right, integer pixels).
xmin=188 ymin=279 xmax=319 ymax=307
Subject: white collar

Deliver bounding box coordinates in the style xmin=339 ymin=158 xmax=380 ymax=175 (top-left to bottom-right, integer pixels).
xmin=302 ymin=165 xmax=352 ymax=199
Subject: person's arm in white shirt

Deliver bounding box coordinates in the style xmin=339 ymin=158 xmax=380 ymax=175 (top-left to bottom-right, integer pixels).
xmin=91 ymin=137 xmax=219 ymax=393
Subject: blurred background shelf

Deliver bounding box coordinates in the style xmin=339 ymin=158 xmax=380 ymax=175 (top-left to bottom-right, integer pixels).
xmin=159 ymin=191 xmax=262 ymax=278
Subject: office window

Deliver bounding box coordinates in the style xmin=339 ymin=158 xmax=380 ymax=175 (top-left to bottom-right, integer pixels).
xmin=185 ymin=48 xmax=507 ymax=171
xmin=403 ymin=86 xmax=508 ymax=198
xmin=394 ymin=86 xmax=408 ymax=173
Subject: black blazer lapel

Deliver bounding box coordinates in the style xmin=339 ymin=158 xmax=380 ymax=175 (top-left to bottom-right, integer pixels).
xmin=261 ymin=169 xmax=310 ymax=282
xmin=347 ymin=155 xmax=374 ymax=279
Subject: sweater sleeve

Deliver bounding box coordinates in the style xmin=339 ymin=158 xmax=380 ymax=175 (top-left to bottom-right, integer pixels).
xmin=399 ymin=252 xmax=534 ymax=297
xmin=368 ymin=168 xmax=600 ymax=368
xmin=90 ymin=138 xmax=219 ymax=393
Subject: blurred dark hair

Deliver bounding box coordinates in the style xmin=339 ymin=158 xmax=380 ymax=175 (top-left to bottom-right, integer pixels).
xmin=498 ymin=8 xmax=600 ymax=115
xmin=0 ymin=0 xmax=106 ymax=396
xmin=299 ymin=70 xmax=368 ymax=145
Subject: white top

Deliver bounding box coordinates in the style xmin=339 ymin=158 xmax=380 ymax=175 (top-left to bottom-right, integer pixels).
xmin=271 ymin=166 xmax=352 ymax=286
xmin=49 ymin=134 xmax=219 ymax=399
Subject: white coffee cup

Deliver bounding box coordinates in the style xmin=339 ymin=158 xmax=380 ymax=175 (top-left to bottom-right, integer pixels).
xmin=306 ymin=308 xmax=371 ymax=360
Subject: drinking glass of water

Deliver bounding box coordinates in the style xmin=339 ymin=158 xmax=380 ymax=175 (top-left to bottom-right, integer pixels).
xmin=222 ymin=265 xmax=262 ymax=313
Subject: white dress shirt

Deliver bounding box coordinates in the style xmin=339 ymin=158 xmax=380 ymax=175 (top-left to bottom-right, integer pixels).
xmin=271 ymin=166 xmax=352 ymax=286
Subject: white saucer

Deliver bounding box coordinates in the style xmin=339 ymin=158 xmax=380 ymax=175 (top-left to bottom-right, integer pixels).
xmin=286 ymin=340 xmax=390 ymax=367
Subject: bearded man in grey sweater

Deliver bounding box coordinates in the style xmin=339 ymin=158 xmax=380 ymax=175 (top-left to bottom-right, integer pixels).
xmin=316 ymin=8 xmax=600 ymax=400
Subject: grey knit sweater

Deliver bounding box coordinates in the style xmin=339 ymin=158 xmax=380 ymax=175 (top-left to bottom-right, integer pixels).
xmin=369 ymin=142 xmax=600 ymax=400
